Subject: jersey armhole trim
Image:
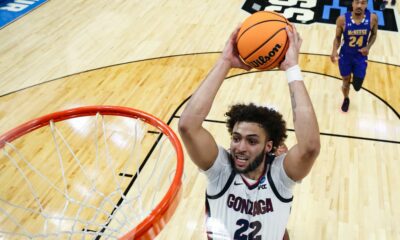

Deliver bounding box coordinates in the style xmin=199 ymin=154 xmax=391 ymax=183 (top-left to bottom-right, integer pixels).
xmin=206 ymin=170 xmax=236 ymax=200
xmin=267 ymin=162 xmax=293 ymax=203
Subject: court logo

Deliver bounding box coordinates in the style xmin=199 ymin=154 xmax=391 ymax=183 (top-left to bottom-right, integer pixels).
xmin=242 ymin=0 xmax=398 ymax=32
xmin=0 ymin=0 xmax=48 ymax=29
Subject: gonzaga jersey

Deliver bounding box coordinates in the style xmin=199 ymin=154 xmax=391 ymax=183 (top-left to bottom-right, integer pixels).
xmin=340 ymin=10 xmax=371 ymax=55
xmin=204 ymin=146 xmax=295 ymax=240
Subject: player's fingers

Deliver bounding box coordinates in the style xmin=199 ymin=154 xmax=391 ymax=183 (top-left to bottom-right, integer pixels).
xmin=297 ymin=33 xmax=303 ymax=48
xmin=243 ymin=64 xmax=252 ymax=71
xmin=285 ymin=26 xmax=294 ymax=44
xmin=234 ymin=24 xmax=241 ymax=34
xmin=230 ymin=25 xmax=242 ymax=42
xmin=290 ymin=23 xmax=298 ymax=44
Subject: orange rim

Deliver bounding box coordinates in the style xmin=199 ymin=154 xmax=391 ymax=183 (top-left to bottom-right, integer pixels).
xmin=0 ymin=106 xmax=184 ymax=240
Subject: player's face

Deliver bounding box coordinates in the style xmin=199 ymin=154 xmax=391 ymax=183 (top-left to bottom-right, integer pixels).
xmin=353 ymin=0 xmax=368 ymax=16
xmin=229 ymin=122 xmax=273 ymax=174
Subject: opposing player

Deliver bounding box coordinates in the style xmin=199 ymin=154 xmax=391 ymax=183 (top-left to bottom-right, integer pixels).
xmin=331 ymin=0 xmax=378 ymax=112
xmin=178 ymin=24 xmax=320 ymax=239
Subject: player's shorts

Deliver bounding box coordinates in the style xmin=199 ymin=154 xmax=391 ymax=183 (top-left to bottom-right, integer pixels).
xmin=338 ymin=52 xmax=368 ymax=79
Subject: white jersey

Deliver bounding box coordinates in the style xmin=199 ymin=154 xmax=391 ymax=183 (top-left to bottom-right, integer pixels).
xmin=204 ymin=146 xmax=296 ymax=240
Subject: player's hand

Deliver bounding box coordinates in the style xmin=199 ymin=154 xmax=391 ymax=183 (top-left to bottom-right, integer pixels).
xmin=358 ymin=47 xmax=369 ymax=56
xmin=274 ymin=143 xmax=288 ymax=156
xmin=330 ymin=52 xmax=339 ymax=63
xmin=221 ymin=26 xmax=252 ymax=71
xmin=279 ymin=24 xmax=302 ymax=71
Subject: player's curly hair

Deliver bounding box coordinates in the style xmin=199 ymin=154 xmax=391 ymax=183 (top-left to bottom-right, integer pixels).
xmin=225 ymin=103 xmax=287 ymax=151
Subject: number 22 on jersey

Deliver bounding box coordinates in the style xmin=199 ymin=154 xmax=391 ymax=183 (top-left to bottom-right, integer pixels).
xmin=234 ymin=219 xmax=262 ymax=240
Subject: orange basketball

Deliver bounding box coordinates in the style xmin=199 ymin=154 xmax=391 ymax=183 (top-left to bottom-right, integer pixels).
xmin=237 ymin=11 xmax=291 ymax=70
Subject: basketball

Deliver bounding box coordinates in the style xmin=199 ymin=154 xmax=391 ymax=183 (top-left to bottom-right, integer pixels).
xmin=237 ymin=11 xmax=291 ymax=70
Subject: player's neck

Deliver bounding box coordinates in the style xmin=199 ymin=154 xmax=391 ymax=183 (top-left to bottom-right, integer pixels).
xmin=241 ymin=159 xmax=266 ymax=180
xmin=352 ymin=12 xmax=365 ymax=21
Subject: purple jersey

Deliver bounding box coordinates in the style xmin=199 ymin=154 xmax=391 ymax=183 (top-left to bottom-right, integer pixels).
xmin=340 ymin=10 xmax=371 ymax=55
xmin=338 ymin=10 xmax=372 ymax=79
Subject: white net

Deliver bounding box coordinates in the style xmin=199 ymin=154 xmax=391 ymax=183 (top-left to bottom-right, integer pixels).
xmin=0 ymin=112 xmax=181 ymax=239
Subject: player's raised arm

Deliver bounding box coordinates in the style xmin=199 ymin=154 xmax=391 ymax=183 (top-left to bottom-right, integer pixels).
xmin=280 ymin=25 xmax=320 ymax=181
xmin=178 ymin=27 xmax=251 ymax=171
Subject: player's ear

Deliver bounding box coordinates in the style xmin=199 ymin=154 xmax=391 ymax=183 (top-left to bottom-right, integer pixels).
xmin=264 ymin=140 xmax=273 ymax=153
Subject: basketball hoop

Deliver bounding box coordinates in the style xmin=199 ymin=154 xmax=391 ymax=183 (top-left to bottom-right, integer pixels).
xmin=0 ymin=106 xmax=184 ymax=239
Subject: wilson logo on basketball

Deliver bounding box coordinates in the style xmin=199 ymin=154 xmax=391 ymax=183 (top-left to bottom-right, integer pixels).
xmin=249 ymin=44 xmax=282 ymax=68
xmin=237 ymin=11 xmax=290 ymax=71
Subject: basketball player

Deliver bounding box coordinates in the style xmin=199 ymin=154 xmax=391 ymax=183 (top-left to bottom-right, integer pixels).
xmin=178 ymin=24 xmax=320 ymax=239
xmin=330 ymin=0 xmax=378 ymax=112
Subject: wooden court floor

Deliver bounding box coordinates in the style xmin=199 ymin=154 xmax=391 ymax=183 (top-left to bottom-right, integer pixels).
xmin=1 ymin=1 xmax=399 ymax=239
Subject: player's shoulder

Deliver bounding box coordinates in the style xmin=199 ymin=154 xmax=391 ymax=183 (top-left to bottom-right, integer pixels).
xmin=370 ymin=11 xmax=378 ymax=22
xmin=336 ymin=15 xmax=346 ymax=26
xmin=337 ymin=14 xmax=346 ymax=20
xmin=269 ymin=153 xmax=286 ymax=174
xmin=365 ymin=9 xmax=377 ymax=19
